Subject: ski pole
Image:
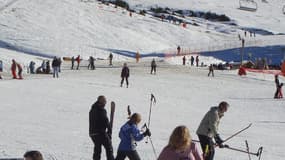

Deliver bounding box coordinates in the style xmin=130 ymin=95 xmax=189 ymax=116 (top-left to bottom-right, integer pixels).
xmin=224 ymin=146 xmax=263 ymax=157
xmin=146 ymin=93 xmax=156 ymax=143
xmin=222 ymin=123 xmax=252 ymax=143
xmin=147 ymin=94 xmax=156 ymax=128
xmin=142 ymin=123 xmax=158 ymax=159
xmin=245 ymin=140 xmax=251 ymax=160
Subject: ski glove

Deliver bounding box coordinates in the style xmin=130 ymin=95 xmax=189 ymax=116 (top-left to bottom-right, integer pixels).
xmin=143 ymin=129 xmax=151 ymax=137
xmin=214 ymin=134 xmax=223 ymax=146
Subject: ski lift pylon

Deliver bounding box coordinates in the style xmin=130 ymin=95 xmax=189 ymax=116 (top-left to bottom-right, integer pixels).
xmin=239 ymin=0 xmax=258 ymax=12
xmin=283 ymin=5 xmax=285 ymax=15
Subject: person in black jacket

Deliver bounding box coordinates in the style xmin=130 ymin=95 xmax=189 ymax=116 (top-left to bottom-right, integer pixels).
xmin=274 ymin=75 xmax=280 ymax=98
xmin=150 ymin=59 xmax=157 ymax=74
xmin=120 ymin=63 xmax=130 ymax=88
xmin=52 ymin=57 xmax=60 ymax=78
xmin=89 ymin=95 xmax=114 ymax=160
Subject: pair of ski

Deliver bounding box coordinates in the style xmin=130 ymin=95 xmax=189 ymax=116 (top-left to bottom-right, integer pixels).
xmin=194 ymin=123 xmax=263 ymax=160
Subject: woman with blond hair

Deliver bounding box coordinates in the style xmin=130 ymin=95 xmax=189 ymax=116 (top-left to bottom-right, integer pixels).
xmin=158 ymin=126 xmax=203 ymax=160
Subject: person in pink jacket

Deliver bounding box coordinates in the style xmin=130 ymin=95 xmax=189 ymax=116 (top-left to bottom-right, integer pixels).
xmin=158 ymin=125 xmax=203 ymax=160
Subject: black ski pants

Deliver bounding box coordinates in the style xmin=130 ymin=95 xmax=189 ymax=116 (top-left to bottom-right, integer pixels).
xmin=121 ymin=77 xmax=129 ymax=87
xmin=208 ymin=70 xmax=214 ymax=77
xmin=90 ymin=134 xmax=114 ymax=160
xmin=151 ymin=66 xmax=156 ymax=74
xmin=115 ymin=150 xmax=141 ymax=160
xmin=198 ymin=134 xmax=215 ymax=160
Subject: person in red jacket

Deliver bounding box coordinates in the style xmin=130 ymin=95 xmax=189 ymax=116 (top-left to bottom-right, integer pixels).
xmin=11 ymin=59 xmax=17 ymax=79
xmin=76 ymin=55 xmax=80 ymax=70
xmin=16 ymin=62 xmax=23 ymax=79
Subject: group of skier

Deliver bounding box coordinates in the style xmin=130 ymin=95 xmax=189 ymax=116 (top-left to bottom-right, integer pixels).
xmin=89 ymin=95 xmax=230 ymax=160
xmin=182 ymin=55 xmax=200 ymax=67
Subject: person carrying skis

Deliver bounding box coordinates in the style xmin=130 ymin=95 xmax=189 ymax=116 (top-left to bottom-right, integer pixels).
xmin=24 ymin=150 xmax=43 ymax=160
xmin=115 ymin=113 xmax=151 ymax=160
xmin=158 ymin=125 xmax=203 ymax=160
xmin=196 ymin=101 xmax=229 ymax=160
xmin=120 ymin=63 xmax=130 ymax=88
xmin=89 ymin=95 xmax=114 ymax=160
xmin=11 ymin=59 xmax=17 ymax=79
xmin=150 ymin=58 xmax=157 ymax=74
xmin=274 ymin=75 xmax=280 ymax=98
xmin=208 ymin=64 xmax=214 ymax=77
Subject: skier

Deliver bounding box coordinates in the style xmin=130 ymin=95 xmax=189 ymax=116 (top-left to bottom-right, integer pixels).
xmin=89 ymin=95 xmax=114 ymax=160
xmin=182 ymin=56 xmax=186 ymax=65
xmin=88 ymin=56 xmax=95 ymax=70
xmin=177 ymin=46 xmax=181 ymax=55
xmin=24 ymin=150 xmax=43 ymax=160
xmin=158 ymin=126 xmax=203 ymax=160
xmin=115 ymin=113 xmax=151 ymax=160
xmin=150 ymin=59 xmax=157 ymax=74
xmin=11 ymin=59 xmax=17 ymax=79
xmin=135 ymin=52 xmax=140 ymax=63
xmin=277 ymin=83 xmax=283 ymax=99
xmin=190 ymin=56 xmax=195 ymax=66
xmin=29 ymin=61 xmax=36 ymax=74
xmin=76 ymin=55 xmax=80 ymax=70
xmin=120 ymin=63 xmax=130 ymax=88
xmin=16 ymin=62 xmax=23 ymax=79
xmin=195 ymin=56 xmax=199 ymax=67
xmin=41 ymin=60 xmax=46 ymax=73
xmin=58 ymin=57 xmax=62 ymax=72
xmin=52 ymin=57 xmax=60 ymax=78
xmin=109 ymin=53 xmax=113 ymax=66
xmin=208 ymin=64 xmax=214 ymax=77
xmin=196 ymin=101 xmax=229 ymax=160
xmin=71 ymin=56 xmax=75 ymax=70
xmin=46 ymin=61 xmax=51 ymax=74
xmin=274 ymin=75 xmax=280 ymax=99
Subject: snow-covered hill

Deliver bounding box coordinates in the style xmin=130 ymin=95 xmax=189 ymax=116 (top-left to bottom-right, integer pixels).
xmin=125 ymin=0 xmax=285 ymax=34
xmin=0 ymin=0 xmax=284 ymax=63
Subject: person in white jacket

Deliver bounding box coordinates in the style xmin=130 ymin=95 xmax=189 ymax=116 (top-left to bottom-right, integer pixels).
xmin=196 ymin=101 xmax=229 ymax=160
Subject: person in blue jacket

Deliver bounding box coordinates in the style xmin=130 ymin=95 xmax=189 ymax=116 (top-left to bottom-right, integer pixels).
xmin=115 ymin=113 xmax=151 ymax=160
